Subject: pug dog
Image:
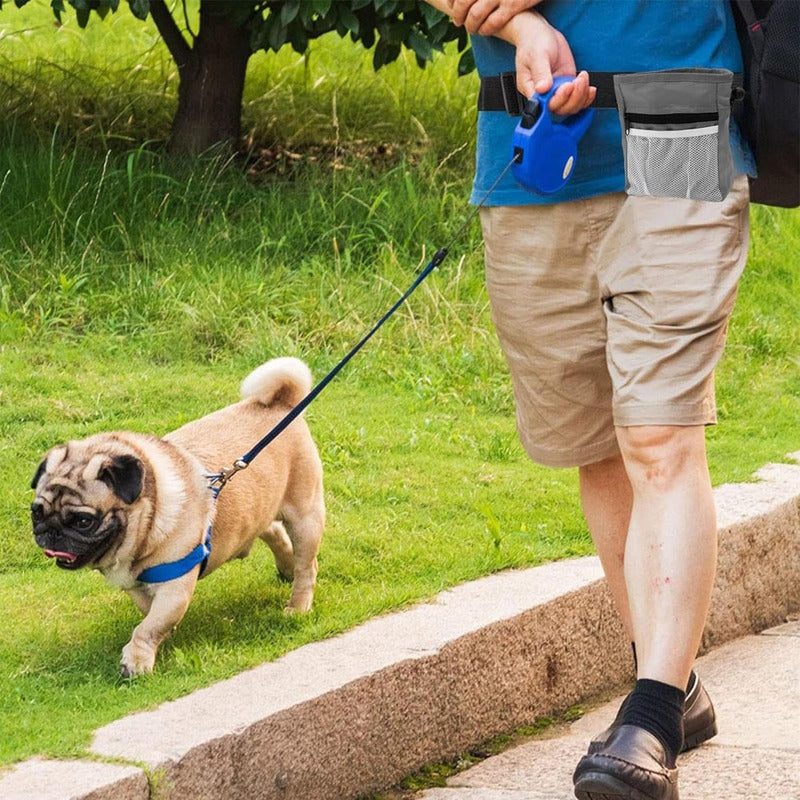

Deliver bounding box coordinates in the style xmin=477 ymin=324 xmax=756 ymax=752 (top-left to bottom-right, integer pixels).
xmin=30 ymin=357 xmax=325 ymax=676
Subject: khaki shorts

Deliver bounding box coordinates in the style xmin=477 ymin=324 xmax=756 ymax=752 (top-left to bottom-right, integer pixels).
xmin=481 ymin=175 xmax=750 ymax=468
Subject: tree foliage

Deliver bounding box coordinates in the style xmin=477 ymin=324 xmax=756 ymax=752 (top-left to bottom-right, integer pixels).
xmin=0 ymin=0 xmax=473 ymax=153
xmin=1 ymin=0 xmax=474 ymax=74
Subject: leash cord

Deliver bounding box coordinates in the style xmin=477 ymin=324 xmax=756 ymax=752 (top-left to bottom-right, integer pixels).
xmin=209 ymin=153 xmax=520 ymax=489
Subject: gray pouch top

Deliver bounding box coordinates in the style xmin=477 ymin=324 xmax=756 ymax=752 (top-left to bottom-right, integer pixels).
xmin=613 ymin=68 xmax=733 ymax=117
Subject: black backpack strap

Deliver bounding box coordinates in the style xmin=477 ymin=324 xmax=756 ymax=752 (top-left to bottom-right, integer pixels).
xmin=478 ymin=71 xmax=743 ymax=115
xmin=731 ymin=0 xmax=766 ymax=56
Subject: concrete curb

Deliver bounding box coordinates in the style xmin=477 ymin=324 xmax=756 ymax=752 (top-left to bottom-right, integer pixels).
xmin=2 ymin=453 xmax=799 ymax=800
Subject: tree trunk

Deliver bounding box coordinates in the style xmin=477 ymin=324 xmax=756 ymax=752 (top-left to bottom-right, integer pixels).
xmin=156 ymin=2 xmax=252 ymax=155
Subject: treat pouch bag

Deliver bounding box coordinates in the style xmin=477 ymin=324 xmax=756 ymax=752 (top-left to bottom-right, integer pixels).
xmin=614 ymin=69 xmax=735 ymax=201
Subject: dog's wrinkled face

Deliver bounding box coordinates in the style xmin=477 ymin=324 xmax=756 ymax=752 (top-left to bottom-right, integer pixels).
xmin=31 ymin=445 xmax=143 ymax=570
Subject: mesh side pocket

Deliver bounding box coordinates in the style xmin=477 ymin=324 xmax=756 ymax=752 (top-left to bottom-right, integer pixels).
xmin=626 ymin=126 xmax=722 ymax=201
xmin=613 ymin=69 xmax=735 ymax=202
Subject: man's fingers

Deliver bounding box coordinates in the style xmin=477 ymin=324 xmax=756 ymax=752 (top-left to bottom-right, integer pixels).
xmin=548 ymin=71 xmax=595 ymax=114
xmin=476 ymin=11 xmax=511 ymax=36
xmin=453 ymin=0 xmax=491 ymax=29
xmin=455 ymin=0 xmax=520 ymax=36
xmin=550 ymin=82 xmax=583 ymax=114
xmin=474 ymin=1 xmax=523 ymax=36
xmin=450 ymin=0 xmax=469 ymax=27
xmin=532 ymin=56 xmax=555 ymax=95
xmin=518 ymin=69 xmax=552 ymax=101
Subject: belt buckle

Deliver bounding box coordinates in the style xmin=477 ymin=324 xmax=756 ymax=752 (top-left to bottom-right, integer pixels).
xmin=499 ymin=72 xmax=524 ymax=116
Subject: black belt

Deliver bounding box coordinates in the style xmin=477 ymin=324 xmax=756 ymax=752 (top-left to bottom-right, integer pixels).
xmin=478 ymin=72 xmax=620 ymax=115
xmin=478 ymin=71 xmax=743 ymax=116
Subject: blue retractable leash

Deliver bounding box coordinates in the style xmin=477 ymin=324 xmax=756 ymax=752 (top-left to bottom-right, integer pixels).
xmin=208 ymin=76 xmax=594 ymax=490
xmin=512 ymin=75 xmax=594 ymax=194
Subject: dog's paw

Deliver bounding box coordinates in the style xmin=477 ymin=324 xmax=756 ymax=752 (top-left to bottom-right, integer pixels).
xmin=120 ymin=642 xmax=156 ymax=677
xmin=120 ymin=662 xmax=140 ymax=678
xmin=284 ymin=598 xmax=313 ymax=615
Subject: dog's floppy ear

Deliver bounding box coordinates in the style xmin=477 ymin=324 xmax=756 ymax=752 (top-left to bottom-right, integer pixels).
xmin=31 ymin=459 xmax=47 ymax=491
xmin=98 ymin=455 xmax=144 ymax=504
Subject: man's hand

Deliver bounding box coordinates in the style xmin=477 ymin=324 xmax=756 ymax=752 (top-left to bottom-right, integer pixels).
xmin=425 ymin=0 xmax=595 ymax=114
xmin=505 ymin=12 xmax=596 ymax=114
xmin=448 ymin=0 xmax=542 ymax=36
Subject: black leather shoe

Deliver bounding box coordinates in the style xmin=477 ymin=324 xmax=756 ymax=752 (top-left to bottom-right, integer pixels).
xmin=588 ymin=673 xmax=717 ymax=755
xmin=573 ymin=725 xmax=679 ymax=800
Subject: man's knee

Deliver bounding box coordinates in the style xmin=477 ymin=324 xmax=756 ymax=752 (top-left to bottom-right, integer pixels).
xmin=616 ymin=425 xmax=706 ymax=491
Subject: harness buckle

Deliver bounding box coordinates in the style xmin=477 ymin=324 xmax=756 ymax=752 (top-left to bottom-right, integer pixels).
xmin=499 ymin=72 xmax=525 ymax=116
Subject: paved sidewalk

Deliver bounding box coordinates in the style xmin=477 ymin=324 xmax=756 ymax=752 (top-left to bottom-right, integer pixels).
xmin=419 ymin=620 xmax=800 ymax=800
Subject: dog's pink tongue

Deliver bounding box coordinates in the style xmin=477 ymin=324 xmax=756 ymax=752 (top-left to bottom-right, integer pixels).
xmin=44 ymin=549 xmax=77 ymax=563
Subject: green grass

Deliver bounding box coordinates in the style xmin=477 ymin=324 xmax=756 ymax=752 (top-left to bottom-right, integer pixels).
xmin=1 ymin=0 xmax=799 ymax=769
xmin=1 ymin=342 xmax=593 ymax=763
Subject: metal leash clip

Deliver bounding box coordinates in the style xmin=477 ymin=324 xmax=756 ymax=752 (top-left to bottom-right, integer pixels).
xmin=205 ymin=459 xmax=249 ymax=491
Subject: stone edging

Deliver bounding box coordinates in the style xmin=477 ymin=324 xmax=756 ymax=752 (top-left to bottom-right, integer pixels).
xmin=2 ymin=453 xmax=799 ymax=800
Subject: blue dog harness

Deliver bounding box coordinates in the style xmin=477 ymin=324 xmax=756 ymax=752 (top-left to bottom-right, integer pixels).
xmin=136 ymin=485 xmax=218 ymax=584
xmin=136 ymin=527 xmax=212 ymax=584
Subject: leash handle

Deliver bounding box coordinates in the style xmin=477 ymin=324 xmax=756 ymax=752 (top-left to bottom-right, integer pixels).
xmin=209 ymin=155 xmax=519 ymax=490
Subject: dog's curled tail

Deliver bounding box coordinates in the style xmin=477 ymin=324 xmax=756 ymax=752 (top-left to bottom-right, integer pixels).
xmin=240 ymin=357 xmax=313 ymax=409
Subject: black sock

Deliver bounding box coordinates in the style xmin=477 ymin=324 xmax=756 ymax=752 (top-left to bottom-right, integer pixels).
xmin=621 ymin=678 xmax=685 ymax=766
xmin=630 ymin=644 xmax=697 ymax=696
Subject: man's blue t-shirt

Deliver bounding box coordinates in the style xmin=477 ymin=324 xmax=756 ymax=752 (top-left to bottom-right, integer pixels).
xmin=470 ymin=0 xmax=754 ymax=205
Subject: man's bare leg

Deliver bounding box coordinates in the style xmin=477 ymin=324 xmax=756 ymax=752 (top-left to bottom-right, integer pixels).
xmin=579 ymin=453 xmax=634 ymax=640
xmin=616 ymin=424 xmax=717 ymax=690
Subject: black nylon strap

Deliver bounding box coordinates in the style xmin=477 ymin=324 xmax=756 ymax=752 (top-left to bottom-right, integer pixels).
xmin=478 ymin=72 xmax=620 ymax=114
xmin=478 ymin=71 xmax=743 ymax=115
